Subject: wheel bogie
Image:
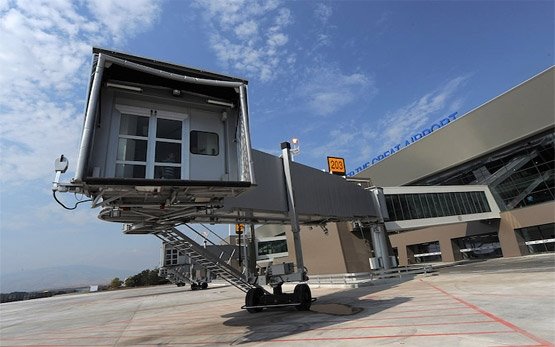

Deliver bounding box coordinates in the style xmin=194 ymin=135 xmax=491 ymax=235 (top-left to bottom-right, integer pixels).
xmin=245 ymin=287 xmax=265 ymax=313
xmin=294 ymin=284 xmax=312 ymax=311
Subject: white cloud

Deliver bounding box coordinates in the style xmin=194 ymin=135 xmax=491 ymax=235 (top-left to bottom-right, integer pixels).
xmin=193 ymin=0 xmax=294 ymax=81
xmin=379 ymin=76 xmax=468 ymax=145
xmin=0 ymin=0 xmax=162 ymax=186
xmin=234 ymin=20 xmax=258 ymax=39
xmin=86 ymin=0 xmax=161 ymax=44
xmin=314 ymin=3 xmax=332 ymax=24
xmin=297 ymin=66 xmax=376 ymax=116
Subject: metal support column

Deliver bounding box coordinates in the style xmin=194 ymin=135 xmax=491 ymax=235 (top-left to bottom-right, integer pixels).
xmin=370 ymin=223 xmax=392 ymax=269
xmin=369 ymin=187 xmax=392 ymax=270
xmin=281 ymin=142 xmax=307 ymax=280
xmin=74 ymin=53 xmax=106 ymax=182
xmin=248 ymin=223 xmax=257 ymax=280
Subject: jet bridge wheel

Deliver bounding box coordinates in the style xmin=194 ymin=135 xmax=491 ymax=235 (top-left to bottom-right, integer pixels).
xmin=294 ymin=284 xmax=312 ymax=311
xmin=245 ymin=287 xmax=264 ymax=313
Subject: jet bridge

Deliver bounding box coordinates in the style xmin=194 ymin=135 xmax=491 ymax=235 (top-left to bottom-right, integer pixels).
xmin=52 ymin=48 xmax=380 ymax=313
xmin=52 ymin=48 xmax=503 ymax=313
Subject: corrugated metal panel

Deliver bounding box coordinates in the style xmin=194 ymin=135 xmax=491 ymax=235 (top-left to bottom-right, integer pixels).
xmin=224 ymin=150 xmax=379 ymax=221
xmin=355 ymin=67 xmax=555 ymax=186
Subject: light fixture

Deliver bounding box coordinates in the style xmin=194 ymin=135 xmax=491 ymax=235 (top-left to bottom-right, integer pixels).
xmin=207 ymin=99 xmax=235 ymax=108
xmin=106 ymin=82 xmax=143 ymax=92
xmin=290 ymin=137 xmax=300 ymax=160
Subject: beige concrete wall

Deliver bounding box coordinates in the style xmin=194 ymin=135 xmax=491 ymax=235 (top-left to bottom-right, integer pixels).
xmin=282 ymin=224 xmax=349 ymax=275
xmin=389 ymin=220 xmax=499 ymax=265
xmin=336 ymin=222 xmax=373 ymax=273
xmin=388 ymin=201 xmax=555 ymax=265
xmin=498 ymin=201 xmax=555 ymax=257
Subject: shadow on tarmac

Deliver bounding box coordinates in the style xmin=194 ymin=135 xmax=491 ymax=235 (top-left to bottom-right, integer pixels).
xmin=220 ymin=277 xmax=416 ymax=344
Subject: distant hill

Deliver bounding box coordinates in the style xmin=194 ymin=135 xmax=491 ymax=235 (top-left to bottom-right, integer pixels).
xmin=0 ymin=265 xmax=135 ymax=293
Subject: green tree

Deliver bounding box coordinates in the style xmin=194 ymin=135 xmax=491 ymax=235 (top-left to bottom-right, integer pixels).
xmin=123 ymin=269 xmax=170 ymax=288
xmin=110 ymin=277 xmax=123 ymax=289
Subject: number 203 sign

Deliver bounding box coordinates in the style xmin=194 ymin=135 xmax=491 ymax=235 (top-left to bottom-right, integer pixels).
xmin=327 ymin=156 xmax=346 ymax=176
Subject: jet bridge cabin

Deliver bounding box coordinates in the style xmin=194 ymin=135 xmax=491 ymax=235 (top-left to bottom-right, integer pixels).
xmin=72 ymin=48 xmax=255 ymax=207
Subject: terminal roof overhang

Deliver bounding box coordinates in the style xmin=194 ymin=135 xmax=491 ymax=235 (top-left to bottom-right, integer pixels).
xmin=354 ymin=66 xmax=555 ymax=187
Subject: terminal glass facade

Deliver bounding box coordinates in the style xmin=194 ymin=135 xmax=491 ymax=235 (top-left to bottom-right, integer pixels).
xmin=414 ymin=130 xmax=554 ymax=212
xmin=385 ymin=191 xmax=491 ymax=221
xmin=516 ymin=223 xmax=555 ymax=254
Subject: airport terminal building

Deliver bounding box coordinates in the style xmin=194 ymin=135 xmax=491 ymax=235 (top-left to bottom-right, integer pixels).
xmin=354 ymin=66 xmax=554 ymax=266
xmin=266 ymin=66 xmax=554 ymax=273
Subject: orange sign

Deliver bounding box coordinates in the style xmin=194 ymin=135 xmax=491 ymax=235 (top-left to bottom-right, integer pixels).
xmin=327 ymin=156 xmax=346 ymax=176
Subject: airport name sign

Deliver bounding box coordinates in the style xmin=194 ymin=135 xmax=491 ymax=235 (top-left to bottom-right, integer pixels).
xmin=346 ymin=111 xmax=458 ymax=177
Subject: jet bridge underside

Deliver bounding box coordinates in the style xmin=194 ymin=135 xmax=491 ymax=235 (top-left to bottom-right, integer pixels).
xmin=97 ymin=150 xmax=379 ymax=233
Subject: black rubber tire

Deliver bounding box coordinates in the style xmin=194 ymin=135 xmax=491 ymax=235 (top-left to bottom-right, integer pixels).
xmin=245 ymin=288 xmax=264 ymax=313
xmin=190 ymin=283 xmax=198 ymax=291
xmin=294 ymin=284 xmax=312 ymax=311
xmin=201 ymin=282 xmax=208 ymax=290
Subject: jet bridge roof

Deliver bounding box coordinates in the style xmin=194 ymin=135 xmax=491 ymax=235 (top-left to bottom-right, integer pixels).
xmin=91 ymin=47 xmax=248 ymax=101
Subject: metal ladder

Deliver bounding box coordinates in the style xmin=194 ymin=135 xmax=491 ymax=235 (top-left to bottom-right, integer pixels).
xmin=154 ymin=228 xmax=257 ymax=293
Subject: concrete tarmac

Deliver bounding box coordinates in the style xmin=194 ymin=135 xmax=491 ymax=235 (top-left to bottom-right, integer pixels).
xmin=1 ymin=253 xmax=554 ymax=346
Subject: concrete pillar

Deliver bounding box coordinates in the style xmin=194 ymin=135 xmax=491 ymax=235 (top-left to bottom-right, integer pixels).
xmin=450 ymin=239 xmax=464 ymax=261
xmin=439 ymin=238 xmax=456 ymax=262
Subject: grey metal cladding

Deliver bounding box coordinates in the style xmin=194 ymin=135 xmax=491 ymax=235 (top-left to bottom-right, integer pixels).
xmin=224 ymin=150 xmax=378 ymax=220
xmin=223 ymin=150 xmax=288 ymax=213
xmin=290 ymin=160 xmax=378 ymax=219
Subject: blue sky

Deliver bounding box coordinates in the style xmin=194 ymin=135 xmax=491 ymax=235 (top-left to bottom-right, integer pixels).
xmin=0 ymin=0 xmax=553 ymax=276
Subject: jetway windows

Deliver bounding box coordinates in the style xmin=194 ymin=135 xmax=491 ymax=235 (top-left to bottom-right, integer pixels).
xmin=154 ymin=118 xmax=182 ymax=179
xmin=114 ymin=105 xmax=189 ymax=180
xmin=165 ymin=248 xmax=179 ymax=266
xmin=116 ymin=113 xmax=149 ymax=178
xmin=190 ymin=131 xmax=219 ymax=156
xmin=385 ymin=191 xmax=492 ymax=222
xmin=516 ymin=223 xmax=555 ymax=254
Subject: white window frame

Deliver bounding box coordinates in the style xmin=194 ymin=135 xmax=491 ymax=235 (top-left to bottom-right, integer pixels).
xmin=113 ymin=104 xmax=190 ymax=179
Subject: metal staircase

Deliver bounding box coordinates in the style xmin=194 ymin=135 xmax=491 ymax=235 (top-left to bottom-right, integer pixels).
xmin=154 ymin=228 xmax=258 ymax=293
xmin=162 ymin=265 xmax=193 ymax=286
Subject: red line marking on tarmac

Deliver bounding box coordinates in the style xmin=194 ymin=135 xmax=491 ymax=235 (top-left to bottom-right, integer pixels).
xmin=383 ymin=305 xmax=471 ymax=313
xmin=267 ymin=330 xmax=517 ymax=342
xmin=458 ymin=293 xmax=554 ymax=298
xmin=389 ymin=303 xmax=465 ymax=309
xmin=421 ymin=280 xmax=555 ymax=347
xmin=315 ymin=320 xmax=494 ymax=330
xmin=490 ymin=345 xmax=548 ymax=347
xmin=358 ymin=311 xmax=480 ymax=321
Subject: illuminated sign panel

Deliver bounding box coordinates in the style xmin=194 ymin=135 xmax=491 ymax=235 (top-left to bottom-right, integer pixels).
xmin=327 ymin=156 xmax=346 ymax=176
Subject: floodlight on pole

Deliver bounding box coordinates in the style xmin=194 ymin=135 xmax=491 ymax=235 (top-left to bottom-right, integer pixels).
xmin=290 ymin=138 xmax=300 ymax=161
